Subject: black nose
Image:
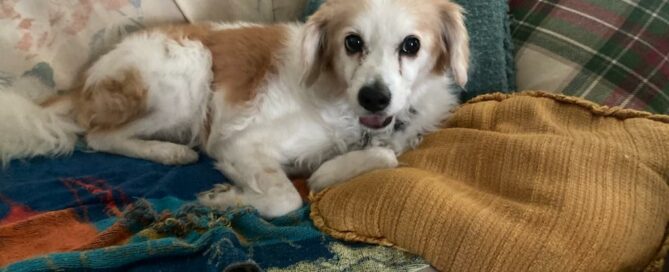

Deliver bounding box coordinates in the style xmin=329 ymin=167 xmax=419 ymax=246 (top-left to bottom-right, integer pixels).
xmin=358 ymin=82 xmax=391 ymax=113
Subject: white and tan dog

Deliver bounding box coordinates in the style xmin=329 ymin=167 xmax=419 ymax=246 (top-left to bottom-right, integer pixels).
xmin=0 ymin=0 xmax=468 ymax=218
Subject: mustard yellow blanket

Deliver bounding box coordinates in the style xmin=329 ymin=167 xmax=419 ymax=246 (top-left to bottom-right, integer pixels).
xmin=312 ymin=92 xmax=669 ymax=271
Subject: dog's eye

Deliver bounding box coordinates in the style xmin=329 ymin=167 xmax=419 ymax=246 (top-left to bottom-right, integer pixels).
xmin=400 ymin=36 xmax=420 ymax=56
xmin=345 ymin=34 xmax=364 ymax=54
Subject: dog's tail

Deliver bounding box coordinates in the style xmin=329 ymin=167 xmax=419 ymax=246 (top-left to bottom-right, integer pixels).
xmin=0 ymin=91 xmax=83 ymax=165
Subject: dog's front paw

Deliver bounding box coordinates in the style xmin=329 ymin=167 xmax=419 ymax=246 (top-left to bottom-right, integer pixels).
xmin=307 ymin=163 xmax=341 ymax=193
xmin=407 ymin=133 xmax=424 ymax=149
xmin=308 ymin=147 xmax=398 ymax=192
xmin=197 ymin=183 xmax=240 ymax=209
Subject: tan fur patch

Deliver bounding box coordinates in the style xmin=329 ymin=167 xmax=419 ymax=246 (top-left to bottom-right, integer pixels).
xmin=420 ymin=0 xmax=469 ymax=84
xmin=303 ymin=0 xmax=369 ymax=86
xmin=75 ymin=68 xmax=148 ymax=132
xmin=154 ymin=24 xmax=289 ymax=142
xmin=264 ymin=167 xmax=279 ymax=174
xmin=204 ymin=25 xmax=289 ymax=105
xmin=155 ymin=24 xmax=212 ymax=43
xmin=39 ymin=94 xmax=70 ymax=108
xmin=157 ymin=24 xmax=289 ymax=105
xmin=200 ymin=108 xmax=213 ymax=146
xmin=432 ymin=43 xmax=451 ymax=74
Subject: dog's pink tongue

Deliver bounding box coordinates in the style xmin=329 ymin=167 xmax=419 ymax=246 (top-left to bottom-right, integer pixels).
xmin=359 ymin=115 xmax=392 ymax=129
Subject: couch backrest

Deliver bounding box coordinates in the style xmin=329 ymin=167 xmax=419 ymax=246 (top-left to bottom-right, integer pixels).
xmin=174 ymin=0 xmax=308 ymax=23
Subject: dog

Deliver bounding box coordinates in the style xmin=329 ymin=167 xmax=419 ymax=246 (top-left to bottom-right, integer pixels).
xmin=0 ymin=0 xmax=469 ymax=218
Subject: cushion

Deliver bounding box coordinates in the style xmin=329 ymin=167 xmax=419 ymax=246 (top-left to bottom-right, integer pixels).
xmin=174 ymin=0 xmax=308 ymax=23
xmin=310 ymin=92 xmax=669 ymax=271
xmin=510 ymin=0 xmax=669 ymax=114
xmin=302 ymin=0 xmax=517 ymax=100
xmin=0 ymin=0 xmax=185 ymax=98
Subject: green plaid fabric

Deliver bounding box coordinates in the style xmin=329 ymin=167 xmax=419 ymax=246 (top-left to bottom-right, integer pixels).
xmin=511 ymin=0 xmax=669 ymax=114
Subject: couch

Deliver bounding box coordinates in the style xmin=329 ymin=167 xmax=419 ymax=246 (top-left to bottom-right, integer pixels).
xmin=1 ymin=1 xmax=667 ymax=271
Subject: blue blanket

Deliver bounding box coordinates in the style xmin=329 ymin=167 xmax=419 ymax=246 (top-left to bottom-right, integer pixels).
xmin=0 ymin=151 xmax=428 ymax=271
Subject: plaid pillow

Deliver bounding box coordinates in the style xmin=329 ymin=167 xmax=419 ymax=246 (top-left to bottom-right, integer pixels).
xmin=511 ymin=0 xmax=669 ymax=114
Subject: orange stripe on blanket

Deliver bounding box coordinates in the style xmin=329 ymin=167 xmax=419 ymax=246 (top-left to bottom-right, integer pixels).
xmin=0 ymin=203 xmax=40 ymax=226
xmin=0 ymin=209 xmax=99 ymax=267
xmin=0 ymin=194 xmax=40 ymax=225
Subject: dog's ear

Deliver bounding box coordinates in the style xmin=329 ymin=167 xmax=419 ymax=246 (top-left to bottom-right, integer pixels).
xmin=434 ymin=1 xmax=470 ymax=88
xmin=301 ymin=5 xmax=331 ymax=87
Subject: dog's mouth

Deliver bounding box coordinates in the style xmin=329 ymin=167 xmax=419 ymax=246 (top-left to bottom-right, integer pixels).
xmin=359 ymin=115 xmax=394 ymax=129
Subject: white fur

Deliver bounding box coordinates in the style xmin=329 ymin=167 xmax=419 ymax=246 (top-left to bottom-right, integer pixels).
xmin=84 ymin=32 xmax=213 ymax=165
xmin=0 ymin=0 xmax=468 ymax=218
xmin=0 ymin=91 xmax=81 ymax=165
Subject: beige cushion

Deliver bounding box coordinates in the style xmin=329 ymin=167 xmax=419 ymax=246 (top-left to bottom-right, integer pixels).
xmin=0 ymin=0 xmax=185 ymax=97
xmin=311 ymin=92 xmax=669 ymax=271
xmin=174 ymin=0 xmax=308 ymax=23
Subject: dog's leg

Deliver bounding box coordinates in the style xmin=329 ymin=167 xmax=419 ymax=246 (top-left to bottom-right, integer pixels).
xmin=87 ymin=134 xmax=199 ymax=165
xmin=308 ymin=146 xmax=398 ymax=192
xmin=85 ymin=115 xmax=199 ymax=165
xmin=86 ymin=129 xmax=198 ymax=166
xmin=199 ymin=143 xmax=303 ymax=218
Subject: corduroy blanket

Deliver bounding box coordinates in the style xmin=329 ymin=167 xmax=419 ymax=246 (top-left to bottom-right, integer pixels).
xmin=311 ymin=92 xmax=669 ymax=271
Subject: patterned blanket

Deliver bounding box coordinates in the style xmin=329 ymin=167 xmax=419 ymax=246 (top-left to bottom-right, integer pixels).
xmin=0 ymin=151 xmax=430 ymax=271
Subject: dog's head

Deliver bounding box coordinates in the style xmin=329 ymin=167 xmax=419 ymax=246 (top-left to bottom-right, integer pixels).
xmin=301 ymin=0 xmax=469 ymax=129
